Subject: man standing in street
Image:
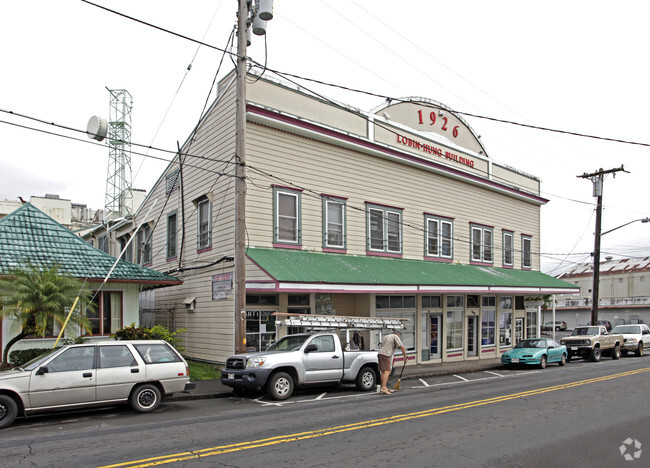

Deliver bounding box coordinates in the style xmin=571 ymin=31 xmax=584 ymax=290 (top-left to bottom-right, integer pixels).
xmin=378 ymin=329 xmax=407 ymax=395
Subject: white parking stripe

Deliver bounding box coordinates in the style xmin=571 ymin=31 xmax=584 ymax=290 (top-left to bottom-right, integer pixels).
xmin=419 ymin=379 xmax=430 ymax=387
xmin=485 ymin=371 xmax=505 ymax=377
xmin=454 ymin=374 xmax=468 ymax=381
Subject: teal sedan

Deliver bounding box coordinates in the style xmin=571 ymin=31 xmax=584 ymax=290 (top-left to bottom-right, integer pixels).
xmin=501 ymin=338 xmax=567 ymax=369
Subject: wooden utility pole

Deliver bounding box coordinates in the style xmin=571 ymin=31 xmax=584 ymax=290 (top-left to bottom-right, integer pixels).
xmin=578 ymin=165 xmax=626 ymax=326
xmin=234 ymin=0 xmax=248 ymax=354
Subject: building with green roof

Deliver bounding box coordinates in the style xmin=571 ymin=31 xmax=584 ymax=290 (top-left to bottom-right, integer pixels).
xmin=112 ymin=70 xmax=578 ymax=365
xmin=0 ymin=203 xmax=181 ymax=352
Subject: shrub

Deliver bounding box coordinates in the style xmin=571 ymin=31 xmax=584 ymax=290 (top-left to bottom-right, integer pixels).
xmin=9 ymin=348 xmax=51 ymax=366
xmin=114 ymin=323 xmax=186 ymax=352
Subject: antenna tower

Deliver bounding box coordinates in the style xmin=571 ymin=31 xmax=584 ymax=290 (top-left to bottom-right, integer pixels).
xmin=105 ymin=88 xmax=133 ymax=219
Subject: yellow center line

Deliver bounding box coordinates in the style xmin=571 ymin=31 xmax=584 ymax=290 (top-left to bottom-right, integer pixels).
xmin=99 ymin=366 xmax=650 ymax=468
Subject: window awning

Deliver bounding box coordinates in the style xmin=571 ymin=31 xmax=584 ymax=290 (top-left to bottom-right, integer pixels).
xmin=246 ymin=247 xmax=579 ymax=295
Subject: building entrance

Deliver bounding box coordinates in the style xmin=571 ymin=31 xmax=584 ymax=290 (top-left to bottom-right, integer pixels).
xmin=467 ymin=315 xmax=478 ymax=356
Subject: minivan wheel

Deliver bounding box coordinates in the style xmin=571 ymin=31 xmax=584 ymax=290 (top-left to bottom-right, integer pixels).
xmin=130 ymin=383 xmax=162 ymax=413
xmin=0 ymin=395 xmax=18 ymax=429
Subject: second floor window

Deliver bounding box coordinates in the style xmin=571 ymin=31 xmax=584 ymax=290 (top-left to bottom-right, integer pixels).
xmin=471 ymin=225 xmax=493 ymax=263
xmin=274 ymin=188 xmax=301 ymax=245
xmin=167 ymin=212 xmax=177 ymax=258
xmin=367 ymin=204 xmax=402 ymax=254
xmin=324 ymin=197 xmax=345 ymax=249
xmin=503 ymin=231 xmax=514 ymax=266
xmin=426 ymin=216 xmax=453 ymax=258
xmin=98 ymin=235 xmax=109 ymax=254
xmin=136 ymin=224 xmax=152 ymax=265
xmin=522 ymin=235 xmax=532 ymax=269
xmin=197 ymin=198 xmax=211 ymax=250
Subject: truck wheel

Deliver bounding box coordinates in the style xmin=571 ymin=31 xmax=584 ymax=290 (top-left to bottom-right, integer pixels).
xmin=355 ymin=366 xmax=376 ymax=391
xmin=0 ymin=395 xmax=18 ymax=429
xmin=611 ymin=344 xmax=621 ymax=360
xmin=130 ymin=383 xmax=162 ymax=413
xmin=559 ymin=354 xmax=567 ymax=366
xmin=636 ymin=342 xmax=644 ymax=357
xmin=267 ymin=372 xmax=294 ymax=400
xmin=538 ymin=355 xmax=547 ymax=369
xmin=590 ymin=347 xmax=602 ymax=362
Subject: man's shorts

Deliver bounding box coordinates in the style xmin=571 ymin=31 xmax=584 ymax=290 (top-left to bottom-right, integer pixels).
xmin=378 ymin=353 xmax=391 ymax=372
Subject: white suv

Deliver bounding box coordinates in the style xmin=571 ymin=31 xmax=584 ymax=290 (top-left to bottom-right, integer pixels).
xmin=611 ymin=324 xmax=650 ymax=357
xmin=0 ymin=340 xmax=194 ymax=429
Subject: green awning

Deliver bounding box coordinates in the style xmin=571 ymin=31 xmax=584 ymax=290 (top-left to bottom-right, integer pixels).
xmin=246 ymin=247 xmax=578 ymax=294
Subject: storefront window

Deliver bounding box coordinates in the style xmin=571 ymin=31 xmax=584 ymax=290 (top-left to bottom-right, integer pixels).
xmin=446 ymin=308 xmax=463 ymax=350
xmin=481 ymin=309 xmax=495 ymax=346
xmin=422 ymin=295 xmax=441 ymax=308
xmin=380 ymin=310 xmax=415 ymax=350
xmin=499 ymin=311 xmax=512 ymax=347
xmin=526 ymin=310 xmax=538 ymax=338
xmin=246 ymin=310 xmax=276 ymax=351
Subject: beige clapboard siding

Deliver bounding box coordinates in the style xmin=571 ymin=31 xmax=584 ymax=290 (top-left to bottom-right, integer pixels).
xmin=133 ymin=84 xmax=238 ymax=362
xmin=246 ymin=123 xmax=541 ymax=269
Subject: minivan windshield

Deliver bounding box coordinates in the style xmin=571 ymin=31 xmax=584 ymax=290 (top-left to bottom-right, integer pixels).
xmin=266 ymin=335 xmax=310 ymax=351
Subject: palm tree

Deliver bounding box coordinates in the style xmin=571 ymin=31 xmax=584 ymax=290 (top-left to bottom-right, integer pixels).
xmin=0 ymin=263 xmax=92 ymax=364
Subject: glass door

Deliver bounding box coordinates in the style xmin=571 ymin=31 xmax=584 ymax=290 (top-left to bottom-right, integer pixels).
xmin=515 ymin=318 xmax=524 ymax=344
xmin=430 ymin=315 xmax=441 ymax=359
xmin=467 ymin=316 xmax=478 ymax=356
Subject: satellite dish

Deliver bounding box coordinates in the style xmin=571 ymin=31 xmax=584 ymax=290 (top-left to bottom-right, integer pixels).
xmin=87 ymin=115 xmax=108 ymax=141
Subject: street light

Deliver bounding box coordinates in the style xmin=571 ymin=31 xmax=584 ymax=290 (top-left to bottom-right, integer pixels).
xmin=601 ymin=217 xmax=650 ymax=236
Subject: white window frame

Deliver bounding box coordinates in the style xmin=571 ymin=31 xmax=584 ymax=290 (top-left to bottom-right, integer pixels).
xmin=471 ymin=225 xmax=493 ymax=263
xmin=426 ymin=215 xmax=453 ymax=258
xmin=367 ymin=204 xmax=402 ymax=254
xmin=136 ymin=224 xmax=152 ymax=265
xmin=167 ymin=211 xmax=177 ymax=259
xmin=275 ymin=188 xmax=301 ymax=245
xmin=197 ymin=198 xmax=211 ymax=250
xmin=323 ymin=197 xmax=345 ymax=249
xmin=522 ymin=235 xmax=532 ymax=269
xmin=502 ymin=230 xmax=514 ymax=266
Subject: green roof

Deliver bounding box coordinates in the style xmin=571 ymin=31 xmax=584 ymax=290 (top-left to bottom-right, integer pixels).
xmin=0 ymin=203 xmax=181 ymax=287
xmin=246 ymin=247 xmax=578 ymax=293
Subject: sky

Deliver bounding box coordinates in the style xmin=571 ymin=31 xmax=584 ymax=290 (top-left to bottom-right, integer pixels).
xmin=1 ymin=0 xmax=648 ymax=275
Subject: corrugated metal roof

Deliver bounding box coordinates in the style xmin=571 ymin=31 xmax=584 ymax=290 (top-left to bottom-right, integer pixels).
xmin=558 ymin=256 xmax=650 ymax=279
xmin=246 ymin=247 xmax=579 ymax=291
xmin=0 ymin=203 xmax=181 ymax=287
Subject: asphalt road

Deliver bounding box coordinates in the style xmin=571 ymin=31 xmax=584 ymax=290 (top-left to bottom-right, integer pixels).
xmin=2 ymin=355 xmax=649 ymax=467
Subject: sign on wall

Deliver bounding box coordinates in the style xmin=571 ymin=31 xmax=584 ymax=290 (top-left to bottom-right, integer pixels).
xmin=212 ymin=273 xmax=233 ymax=301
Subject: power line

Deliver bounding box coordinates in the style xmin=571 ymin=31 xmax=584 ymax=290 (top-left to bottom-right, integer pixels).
xmin=83 ymin=0 xmax=650 ymax=150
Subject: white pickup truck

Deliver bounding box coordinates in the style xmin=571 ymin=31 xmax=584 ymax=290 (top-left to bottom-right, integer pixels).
xmin=221 ymin=332 xmax=379 ymax=400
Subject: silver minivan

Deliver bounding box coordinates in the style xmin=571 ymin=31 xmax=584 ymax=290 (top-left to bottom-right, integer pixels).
xmin=0 ymin=340 xmax=194 ymax=429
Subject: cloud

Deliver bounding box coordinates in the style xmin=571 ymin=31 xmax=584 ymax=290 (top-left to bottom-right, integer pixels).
xmin=0 ymin=160 xmax=68 ymax=202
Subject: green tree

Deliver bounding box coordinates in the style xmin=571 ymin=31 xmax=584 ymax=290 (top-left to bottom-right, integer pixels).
xmin=0 ymin=263 xmax=92 ymax=364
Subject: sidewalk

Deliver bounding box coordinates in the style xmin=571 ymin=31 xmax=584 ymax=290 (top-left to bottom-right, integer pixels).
xmin=171 ymin=357 xmax=504 ymax=401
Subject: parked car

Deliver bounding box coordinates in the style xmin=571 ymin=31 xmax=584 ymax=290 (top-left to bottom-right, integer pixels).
xmin=611 ymin=324 xmax=650 ymax=357
xmin=542 ymin=321 xmax=568 ymax=331
xmin=0 ymin=340 xmax=195 ymax=429
xmin=222 ymin=332 xmax=378 ymax=400
xmin=501 ymin=338 xmax=567 ymax=369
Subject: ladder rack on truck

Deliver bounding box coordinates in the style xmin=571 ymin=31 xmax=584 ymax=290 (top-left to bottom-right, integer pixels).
xmin=272 ymin=313 xmax=407 ymax=350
